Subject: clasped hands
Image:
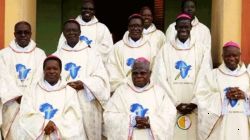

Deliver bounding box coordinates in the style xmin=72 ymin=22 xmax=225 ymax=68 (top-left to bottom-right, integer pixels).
xmin=44 ymin=120 xmax=56 ymax=135
xmin=176 ymin=103 xmax=197 ymax=115
xmin=226 ymin=87 xmax=245 ymax=100
xmin=135 ymin=116 xmax=150 ymax=129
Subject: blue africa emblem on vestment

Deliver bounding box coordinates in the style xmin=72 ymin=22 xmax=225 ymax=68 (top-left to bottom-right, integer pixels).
xmin=175 ymin=60 xmax=191 ymax=80
xmin=126 ymin=58 xmax=135 ymax=68
xmin=39 ymin=103 xmax=58 ymax=120
xmin=80 ymin=35 xmax=92 ymax=46
xmin=224 ymin=87 xmax=238 ymax=107
xmin=15 ymin=64 xmax=31 ymax=81
xmin=65 ymin=62 xmax=81 ymax=79
xmin=130 ymin=103 xmax=149 ymax=117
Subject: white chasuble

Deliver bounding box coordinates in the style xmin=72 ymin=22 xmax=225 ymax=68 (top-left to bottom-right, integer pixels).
xmin=57 ymin=16 xmax=113 ymax=64
xmin=152 ymin=38 xmax=212 ymax=140
xmin=107 ymin=31 xmax=159 ymax=92
xmin=54 ymin=41 xmax=110 ymax=140
xmin=104 ymin=80 xmax=176 ymax=140
xmin=17 ymin=80 xmax=86 ymax=140
xmin=197 ymin=64 xmax=250 ymax=140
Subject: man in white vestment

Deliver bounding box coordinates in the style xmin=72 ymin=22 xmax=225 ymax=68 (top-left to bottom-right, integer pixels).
xmin=0 ymin=21 xmax=46 ymax=139
xmin=0 ymin=70 xmax=21 ymax=140
xmin=196 ymin=41 xmax=250 ymax=140
xmin=17 ymin=56 xmax=87 ymax=140
xmin=104 ymin=57 xmax=176 ymax=140
xmin=140 ymin=6 xmax=166 ymax=51
xmin=165 ymin=0 xmax=211 ymax=48
xmin=152 ymin=13 xmax=212 ymax=140
xmin=54 ymin=19 xmax=110 ymax=140
xmin=106 ymin=14 xmax=160 ymax=92
xmin=57 ymin=0 xmax=113 ymax=64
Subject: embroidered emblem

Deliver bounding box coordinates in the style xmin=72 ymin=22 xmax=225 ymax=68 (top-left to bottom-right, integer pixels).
xmin=39 ymin=103 xmax=58 ymax=120
xmin=175 ymin=60 xmax=191 ymax=80
xmin=15 ymin=64 xmax=31 ymax=81
xmin=177 ymin=115 xmax=192 ymax=130
xmin=126 ymin=58 xmax=135 ymax=68
xmin=130 ymin=103 xmax=148 ymax=117
xmin=65 ymin=62 xmax=81 ymax=79
xmin=80 ymin=35 xmax=92 ymax=45
xmin=224 ymin=88 xmax=238 ymax=107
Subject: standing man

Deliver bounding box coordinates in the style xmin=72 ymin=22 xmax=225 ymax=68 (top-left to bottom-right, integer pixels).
xmin=165 ymin=0 xmax=211 ymax=48
xmin=197 ymin=41 xmax=250 ymax=140
xmin=107 ymin=14 xmax=159 ymax=92
xmin=104 ymin=58 xmax=176 ymax=140
xmin=54 ymin=19 xmax=110 ymax=140
xmin=0 ymin=21 xmax=46 ymax=139
xmin=152 ymin=13 xmax=212 ymax=140
xmin=140 ymin=6 xmax=166 ymax=51
xmin=57 ymin=0 xmax=113 ymax=64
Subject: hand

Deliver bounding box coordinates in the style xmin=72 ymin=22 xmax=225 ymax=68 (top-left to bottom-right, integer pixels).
xmin=67 ymin=80 xmax=84 ymax=91
xmin=44 ymin=121 xmax=56 ymax=135
xmin=16 ymin=96 xmax=22 ymax=104
xmin=135 ymin=116 xmax=150 ymax=129
xmin=176 ymin=103 xmax=197 ymax=115
xmin=226 ymin=87 xmax=245 ymax=100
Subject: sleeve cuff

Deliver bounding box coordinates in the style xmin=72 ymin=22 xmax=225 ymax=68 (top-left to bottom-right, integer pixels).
xmin=83 ymin=84 xmax=95 ymax=102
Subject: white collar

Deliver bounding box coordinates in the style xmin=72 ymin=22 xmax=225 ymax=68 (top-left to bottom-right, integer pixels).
xmin=143 ymin=24 xmax=156 ymax=34
xmin=176 ymin=38 xmax=190 ymax=49
xmin=75 ymin=15 xmax=98 ymax=26
xmin=219 ymin=63 xmax=247 ymax=77
xmin=224 ymin=65 xmax=241 ymax=76
xmin=134 ymin=83 xmax=150 ymax=93
xmin=44 ymin=80 xmax=60 ymax=91
xmin=128 ymin=37 xmax=143 ymax=48
xmin=9 ymin=39 xmax=36 ymax=53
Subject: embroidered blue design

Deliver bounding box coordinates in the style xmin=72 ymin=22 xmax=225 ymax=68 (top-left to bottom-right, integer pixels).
xmin=130 ymin=103 xmax=148 ymax=117
xmin=15 ymin=64 xmax=31 ymax=80
xmin=65 ymin=62 xmax=81 ymax=79
xmin=80 ymin=35 xmax=92 ymax=45
xmin=126 ymin=58 xmax=135 ymax=67
xmin=39 ymin=103 xmax=58 ymax=120
xmin=175 ymin=60 xmax=191 ymax=80
xmin=224 ymin=88 xmax=238 ymax=107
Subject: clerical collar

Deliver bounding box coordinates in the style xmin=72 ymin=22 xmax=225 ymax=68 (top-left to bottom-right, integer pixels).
xmin=15 ymin=42 xmax=30 ymax=52
xmin=44 ymin=80 xmax=60 ymax=90
xmin=129 ymin=37 xmax=143 ymax=48
xmin=176 ymin=38 xmax=190 ymax=49
xmin=134 ymin=83 xmax=150 ymax=92
xmin=143 ymin=24 xmax=154 ymax=34
xmin=225 ymin=65 xmax=241 ymax=76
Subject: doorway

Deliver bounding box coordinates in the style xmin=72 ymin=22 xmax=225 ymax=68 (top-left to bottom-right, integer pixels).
xmin=36 ymin=0 xmax=157 ymax=54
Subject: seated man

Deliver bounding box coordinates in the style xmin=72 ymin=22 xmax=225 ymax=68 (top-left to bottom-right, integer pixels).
xmin=104 ymin=57 xmax=176 ymax=140
xmin=17 ymin=56 xmax=87 ymax=139
xmin=196 ymin=41 xmax=250 ymax=140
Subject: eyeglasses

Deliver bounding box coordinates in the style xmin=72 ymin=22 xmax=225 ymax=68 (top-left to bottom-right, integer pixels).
xmin=15 ymin=30 xmax=31 ymax=35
